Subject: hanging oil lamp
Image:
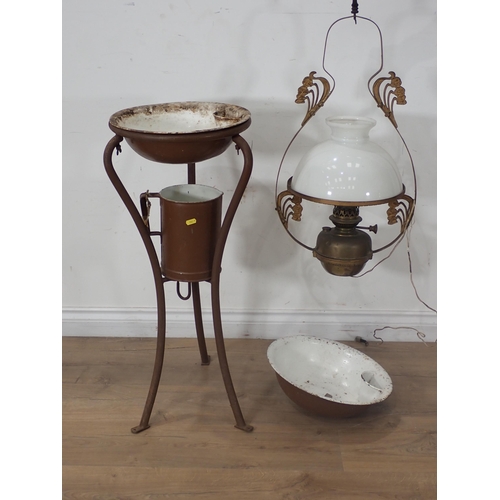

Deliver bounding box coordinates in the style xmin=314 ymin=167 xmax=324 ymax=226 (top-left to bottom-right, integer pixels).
xmin=275 ymin=2 xmax=416 ymax=277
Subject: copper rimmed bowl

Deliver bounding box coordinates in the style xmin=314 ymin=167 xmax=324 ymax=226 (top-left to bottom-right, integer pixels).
xmin=267 ymin=335 xmax=393 ymax=417
xmin=108 ymin=102 xmax=251 ymax=164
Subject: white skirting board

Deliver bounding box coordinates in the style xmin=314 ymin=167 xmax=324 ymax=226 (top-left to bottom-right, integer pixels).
xmin=62 ymin=307 xmax=437 ymax=343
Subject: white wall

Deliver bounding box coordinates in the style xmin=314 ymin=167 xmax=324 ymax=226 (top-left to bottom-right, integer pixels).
xmin=62 ymin=0 xmax=437 ymax=341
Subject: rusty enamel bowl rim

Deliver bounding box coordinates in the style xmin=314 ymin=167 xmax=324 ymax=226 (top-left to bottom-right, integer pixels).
xmin=267 ymin=335 xmax=393 ymax=407
xmin=108 ymin=101 xmax=251 ymax=138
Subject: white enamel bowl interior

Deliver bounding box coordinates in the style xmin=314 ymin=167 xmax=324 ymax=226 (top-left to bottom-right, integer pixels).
xmin=267 ymin=335 xmax=393 ymax=406
xmin=159 ymin=184 xmax=223 ymax=203
xmin=110 ymin=102 xmax=250 ymax=135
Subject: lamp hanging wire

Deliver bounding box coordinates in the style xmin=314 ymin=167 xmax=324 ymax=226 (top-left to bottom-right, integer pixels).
xmin=351 ymin=0 xmax=359 ymax=23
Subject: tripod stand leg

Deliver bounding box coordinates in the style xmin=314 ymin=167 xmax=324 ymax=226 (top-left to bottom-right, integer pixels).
xmin=210 ymin=134 xmax=254 ymax=432
xmin=103 ymin=135 xmax=167 ymax=434
xmin=192 ymin=282 xmax=211 ymax=365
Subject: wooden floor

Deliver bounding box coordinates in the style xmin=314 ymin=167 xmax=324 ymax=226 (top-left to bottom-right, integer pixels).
xmin=62 ymin=337 xmax=436 ymax=499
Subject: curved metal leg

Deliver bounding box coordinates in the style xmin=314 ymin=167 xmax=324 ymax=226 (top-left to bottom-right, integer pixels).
xmin=186 ymin=162 xmax=211 ymax=366
xmin=192 ymin=282 xmax=211 ymax=365
xmin=103 ymin=135 xmax=167 ymax=434
xmin=211 ymin=134 xmax=254 ymax=432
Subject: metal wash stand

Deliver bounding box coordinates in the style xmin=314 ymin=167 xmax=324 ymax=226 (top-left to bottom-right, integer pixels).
xmin=103 ymin=102 xmax=254 ymax=433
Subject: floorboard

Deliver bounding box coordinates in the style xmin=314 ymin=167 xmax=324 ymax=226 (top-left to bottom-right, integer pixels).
xmin=63 ymin=337 xmax=436 ymax=499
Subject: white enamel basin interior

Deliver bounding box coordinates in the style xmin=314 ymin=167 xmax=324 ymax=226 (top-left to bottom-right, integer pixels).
xmin=267 ymin=335 xmax=393 ymax=405
xmin=160 ymin=184 xmax=223 ymax=203
xmin=110 ymin=102 xmax=250 ymax=134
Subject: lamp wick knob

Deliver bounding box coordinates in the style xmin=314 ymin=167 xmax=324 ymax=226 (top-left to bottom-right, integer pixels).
xmin=358 ymin=224 xmax=378 ymax=234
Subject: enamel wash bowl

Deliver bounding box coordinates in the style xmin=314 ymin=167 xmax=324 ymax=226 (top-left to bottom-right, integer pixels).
xmin=109 ymin=102 xmax=251 ymax=164
xmin=267 ymin=335 xmax=393 ymax=417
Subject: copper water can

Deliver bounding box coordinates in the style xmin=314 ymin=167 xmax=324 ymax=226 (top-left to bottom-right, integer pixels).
xmin=160 ymin=184 xmax=223 ymax=282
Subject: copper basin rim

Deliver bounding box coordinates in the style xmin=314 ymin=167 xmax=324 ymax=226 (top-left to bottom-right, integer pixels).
xmin=108 ymin=102 xmax=252 ymax=164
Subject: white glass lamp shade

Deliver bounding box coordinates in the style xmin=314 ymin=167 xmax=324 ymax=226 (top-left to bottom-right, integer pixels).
xmin=291 ymin=116 xmax=403 ymax=204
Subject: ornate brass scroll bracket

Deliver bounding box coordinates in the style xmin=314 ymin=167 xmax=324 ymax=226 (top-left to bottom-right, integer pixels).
xmin=295 ymin=71 xmax=332 ymax=127
xmin=386 ymin=193 xmax=414 ymax=228
xmin=372 ymin=71 xmax=407 ymax=128
xmin=371 ymin=191 xmax=415 ymax=254
xmin=276 ymin=189 xmax=303 ymax=230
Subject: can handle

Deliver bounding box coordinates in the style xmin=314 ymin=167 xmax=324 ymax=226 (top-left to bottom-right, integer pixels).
xmin=140 ymin=191 xmax=160 ymax=231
